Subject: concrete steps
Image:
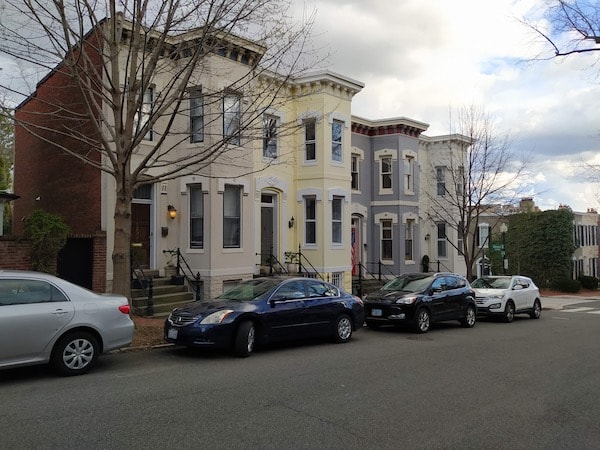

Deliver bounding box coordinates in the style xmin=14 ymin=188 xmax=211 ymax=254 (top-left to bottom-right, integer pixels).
xmin=131 ymin=275 xmax=194 ymax=317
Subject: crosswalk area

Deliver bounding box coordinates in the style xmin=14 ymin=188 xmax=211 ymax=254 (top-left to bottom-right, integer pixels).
xmin=560 ymin=307 xmax=600 ymax=315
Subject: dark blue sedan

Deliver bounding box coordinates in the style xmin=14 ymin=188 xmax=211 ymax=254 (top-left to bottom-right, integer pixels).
xmin=164 ymin=277 xmax=364 ymax=357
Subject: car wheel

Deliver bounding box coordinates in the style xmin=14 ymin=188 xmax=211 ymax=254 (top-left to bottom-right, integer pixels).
xmin=414 ymin=308 xmax=431 ymax=333
xmin=461 ymin=305 xmax=476 ymax=328
xmin=51 ymin=331 xmax=99 ymax=376
xmin=530 ymin=299 xmax=542 ymax=319
xmin=334 ymin=315 xmax=353 ymax=343
xmin=503 ymin=301 xmax=515 ymax=323
xmin=234 ymin=321 xmax=255 ymax=357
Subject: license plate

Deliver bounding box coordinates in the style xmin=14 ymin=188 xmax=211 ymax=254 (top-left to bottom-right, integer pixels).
xmin=167 ymin=328 xmax=178 ymax=339
xmin=371 ymin=308 xmax=382 ymax=317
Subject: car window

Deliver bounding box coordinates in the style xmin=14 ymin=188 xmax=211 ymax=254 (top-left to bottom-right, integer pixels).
xmin=431 ymin=277 xmax=448 ymax=291
xmin=273 ymin=280 xmax=306 ymax=300
xmin=0 ymin=279 xmax=68 ymax=306
xmin=306 ymin=280 xmax=338 ymax=298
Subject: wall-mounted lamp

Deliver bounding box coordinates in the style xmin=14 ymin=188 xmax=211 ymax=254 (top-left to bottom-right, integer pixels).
xmin=424 ymin=233 xmax=430 ymax=240
xmin=168 ymin=205 xmax=177 ymax=220
xmin=288 ymin=216 xmax=295 ymax=228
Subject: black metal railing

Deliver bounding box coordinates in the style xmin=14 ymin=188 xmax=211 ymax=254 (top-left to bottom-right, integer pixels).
xmin=130 ymin=246 xmax=154 ymax=316
xmin=163 ymin=248 xmax=202 ymax=302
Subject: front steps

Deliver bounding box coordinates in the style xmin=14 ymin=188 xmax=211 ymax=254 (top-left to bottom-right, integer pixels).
xmin=131 ymin=272 xmax=195 ymax=317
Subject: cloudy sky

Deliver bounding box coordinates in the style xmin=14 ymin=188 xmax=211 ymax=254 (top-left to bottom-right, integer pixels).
xmin=293 ymin=0 xmax=600 ymax=212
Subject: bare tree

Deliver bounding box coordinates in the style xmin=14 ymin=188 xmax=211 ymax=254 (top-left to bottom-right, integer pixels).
xmin=522 ymin=0 xmax=600 ymax=64
xmin=423 ymin=105 xmax=533 ymax=281
xmin=0 ymin=0 xmax=317 ymax=296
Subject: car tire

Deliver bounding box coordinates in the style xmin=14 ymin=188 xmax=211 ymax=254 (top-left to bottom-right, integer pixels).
xmin=334 ymin=314 xmax=353 ymax=343
xmin=503 ymin=301 xmax=515 ymax=323
xmin=414 ymin=308 xmax=431 ymax=333
xmin=461 ymin=305 xmax=476 ymax=328
xmin=530 ymin=299 xmax=542 ymax=319
xmin=234 ymin=321 xmax=255 ymax=357
xmin=50 ymin=331 xmax=99 ymax=376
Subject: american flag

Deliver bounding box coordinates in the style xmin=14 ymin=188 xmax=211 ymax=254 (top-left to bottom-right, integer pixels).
xmin=351 ymin=227 xmax=358 ymax=275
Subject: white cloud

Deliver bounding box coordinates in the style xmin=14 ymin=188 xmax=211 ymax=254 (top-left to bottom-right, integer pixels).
xmin=293 ymin=0 xmax=600 ymax=211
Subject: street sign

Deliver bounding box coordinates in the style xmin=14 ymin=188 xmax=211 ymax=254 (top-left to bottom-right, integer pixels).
xmin=492 ymin=244 xmax=503 ymax=251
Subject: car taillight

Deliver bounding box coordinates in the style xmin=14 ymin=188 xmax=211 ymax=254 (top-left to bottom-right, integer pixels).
xmin=119 ymin=304 xmax=131 ymax=314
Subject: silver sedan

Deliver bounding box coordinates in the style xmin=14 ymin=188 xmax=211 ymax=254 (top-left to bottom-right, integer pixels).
xmin=0 ymin=270 xmax=134 ymax=376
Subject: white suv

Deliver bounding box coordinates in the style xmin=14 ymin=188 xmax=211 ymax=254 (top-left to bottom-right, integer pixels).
xmin=471 ymin=275 xmax=541 ymax=323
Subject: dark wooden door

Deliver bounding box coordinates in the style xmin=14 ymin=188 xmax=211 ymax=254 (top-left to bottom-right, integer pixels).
xmin=132 ymin=203 xmax=151 ymax=268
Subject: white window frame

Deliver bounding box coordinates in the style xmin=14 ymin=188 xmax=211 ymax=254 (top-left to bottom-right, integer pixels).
xmin=331 ymin=120 xmax=343 ymax=163
xmin=404 ymin=219 xmax=414 ymax=262
xmin=189 ymin=88 xmax=204 ymax=143
xmin=351 ymin=154 xmax=360 ymax=191
xmin=437 ymin=222 xmax=447 ymax=258
xmin=263 ymin=114 xmax=279 ymax=159
xmin=402 ymin=150 xmax=417 ymax=195
xmin=332 ymin=196 xmax=343 ymax=245
xmin=223 ymin=185 xmax=241 ymax=248
xmin=381 ymin=219 xmax=393 ymax=261
xmin=223 ymin=93 xmax=241 ymax=145
xmin=436 ymin=166 xmax=446 ymax=196
xmin=304 ymin=119 xmax=316 ymax=162
xmin=304 ymin=195 xmax=317 ymax=245
xmin=189 ymin=185 xmax=204 ymax=249
xmin=478 ymin=223 xmax=490 ymax=249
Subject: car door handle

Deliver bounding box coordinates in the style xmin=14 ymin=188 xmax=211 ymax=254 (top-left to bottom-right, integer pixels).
xmin=51 ymin=309 xmax=70 ymax=315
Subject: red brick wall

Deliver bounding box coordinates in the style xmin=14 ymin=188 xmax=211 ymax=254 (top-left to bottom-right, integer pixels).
xmin=0 ymin=238 xmax=32 ymax=270
xmin=0 ymin=234 xmax=107 ymax=292
xmin=13 ymin=30 xmax=104 ymax=236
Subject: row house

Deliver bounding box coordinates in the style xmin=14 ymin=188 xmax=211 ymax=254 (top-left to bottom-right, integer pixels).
xmin=12 ymin=15 xmax=468 ymax=296
xmin=571 ymin=208 xmax=599 ymax=279
xmin=350 ymin=120 xmax=469 ymax=279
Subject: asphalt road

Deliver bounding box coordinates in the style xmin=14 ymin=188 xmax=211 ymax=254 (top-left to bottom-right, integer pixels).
xmin=1 ymin=298 xmax=599 ymax=450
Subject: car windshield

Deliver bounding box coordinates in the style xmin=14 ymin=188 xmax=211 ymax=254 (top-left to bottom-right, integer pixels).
xmin=382 ymin=275 xmax=434 ymax=293
xmin=216 ymin=279 xmax=280 ymax=301
xmin=471 ymin=277 xmax=511 ymax=289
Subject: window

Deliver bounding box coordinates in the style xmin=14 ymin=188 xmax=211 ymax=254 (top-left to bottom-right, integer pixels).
xmin=404 ymin=156 xmax=415 ymax=192
xmin=332 ymin=196 xmax=342 ymax=244
xmin=381 ymin=157 xmax=392 ymax=190
xmin=263 ymin=115 xmax=279 ymax=158
xmin=437 ymin=222 xmax=447 ymax=258
xmin=351 ymin=155 xmax=359 ymax=190
xmin=223 ymin=185 xmax=241 ymax=248
xmin=190 ymin=89 xmax=204 ymax=143
xmin=405 ymin=219 xmax=414 ymax=261
xmin=436 ymin=166 xmax=446 ymax=196
xmin=190 ymin=185 xmax=204 ymax=249
xmin=136 ymin=87 xmax=154 ymax=140
xmin=381 ymin=219 xmax=393 ymax=260
xmin=223 ymin=93 xmax=241 ymax=145
xmin=332 ymin=120 xmax=343 ymax=162
xmin=305 ymin=196 xmax=316 ymax=244
xmin=457 ymin=223 xmax=464 ymax=255
xmin=456 ymin=166 xmax=465 ymax=196
xmin=0 ymin=279 xmax=68 ymax=305
xmin=477 ymin=224 xmax=490 ymax=248
xmin=304 ymin=119 xmax=316 ymax=161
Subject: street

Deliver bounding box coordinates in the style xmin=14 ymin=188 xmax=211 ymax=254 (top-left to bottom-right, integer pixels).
xmin=1 ymin=297 xmax=599 ymax=450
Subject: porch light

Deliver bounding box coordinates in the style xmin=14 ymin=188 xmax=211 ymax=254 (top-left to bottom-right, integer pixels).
xmin=288 ymin=216 xmax=295 ymax=228
xmin=168 ymin=205 xmax=177 ymax=220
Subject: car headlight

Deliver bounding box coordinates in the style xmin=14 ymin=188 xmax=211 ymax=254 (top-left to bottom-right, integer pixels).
xmin=396 ymin=296 xmax=417 ymax=305
xmin=488 ymin=294 xmax=504 ymax=300
xmin=200 ymin=310 xmax=234 ymax=325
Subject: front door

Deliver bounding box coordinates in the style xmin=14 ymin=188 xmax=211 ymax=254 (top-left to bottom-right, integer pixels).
xmin=260 ymin=193 xmax=277 ymax=265
xmin=132 ymin=203 xmax=151 ymax=269
xmin=351 ymin=217 xmax=361 ymax=275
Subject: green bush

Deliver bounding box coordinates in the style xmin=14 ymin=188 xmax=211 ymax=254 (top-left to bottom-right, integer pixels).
xmin=23 ymin=210 xmax=70 ymax=274
xmin=577 ymin=275 xmax=599 ymax=290
xmin=551 ymin=278 xmax=581 ymax=293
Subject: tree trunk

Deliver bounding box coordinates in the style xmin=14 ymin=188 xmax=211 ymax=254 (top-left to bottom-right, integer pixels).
xmin=112 ymin=193 xmax=132 ymax=299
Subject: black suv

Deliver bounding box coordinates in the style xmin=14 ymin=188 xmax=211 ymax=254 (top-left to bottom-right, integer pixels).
xmin=364 ymin=273 xmax=477 ymax=333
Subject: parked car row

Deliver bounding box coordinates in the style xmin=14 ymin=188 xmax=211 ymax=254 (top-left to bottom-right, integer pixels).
xmin=0 ymin=270 xmax=542 ymax=377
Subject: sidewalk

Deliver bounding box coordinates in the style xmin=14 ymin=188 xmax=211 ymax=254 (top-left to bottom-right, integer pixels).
xmin=541 ymin=294 xmax=600 ymax=311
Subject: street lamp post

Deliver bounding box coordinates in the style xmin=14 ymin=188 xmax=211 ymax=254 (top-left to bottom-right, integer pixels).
xmin=500 ymin=223 xmax=508 ymax=275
